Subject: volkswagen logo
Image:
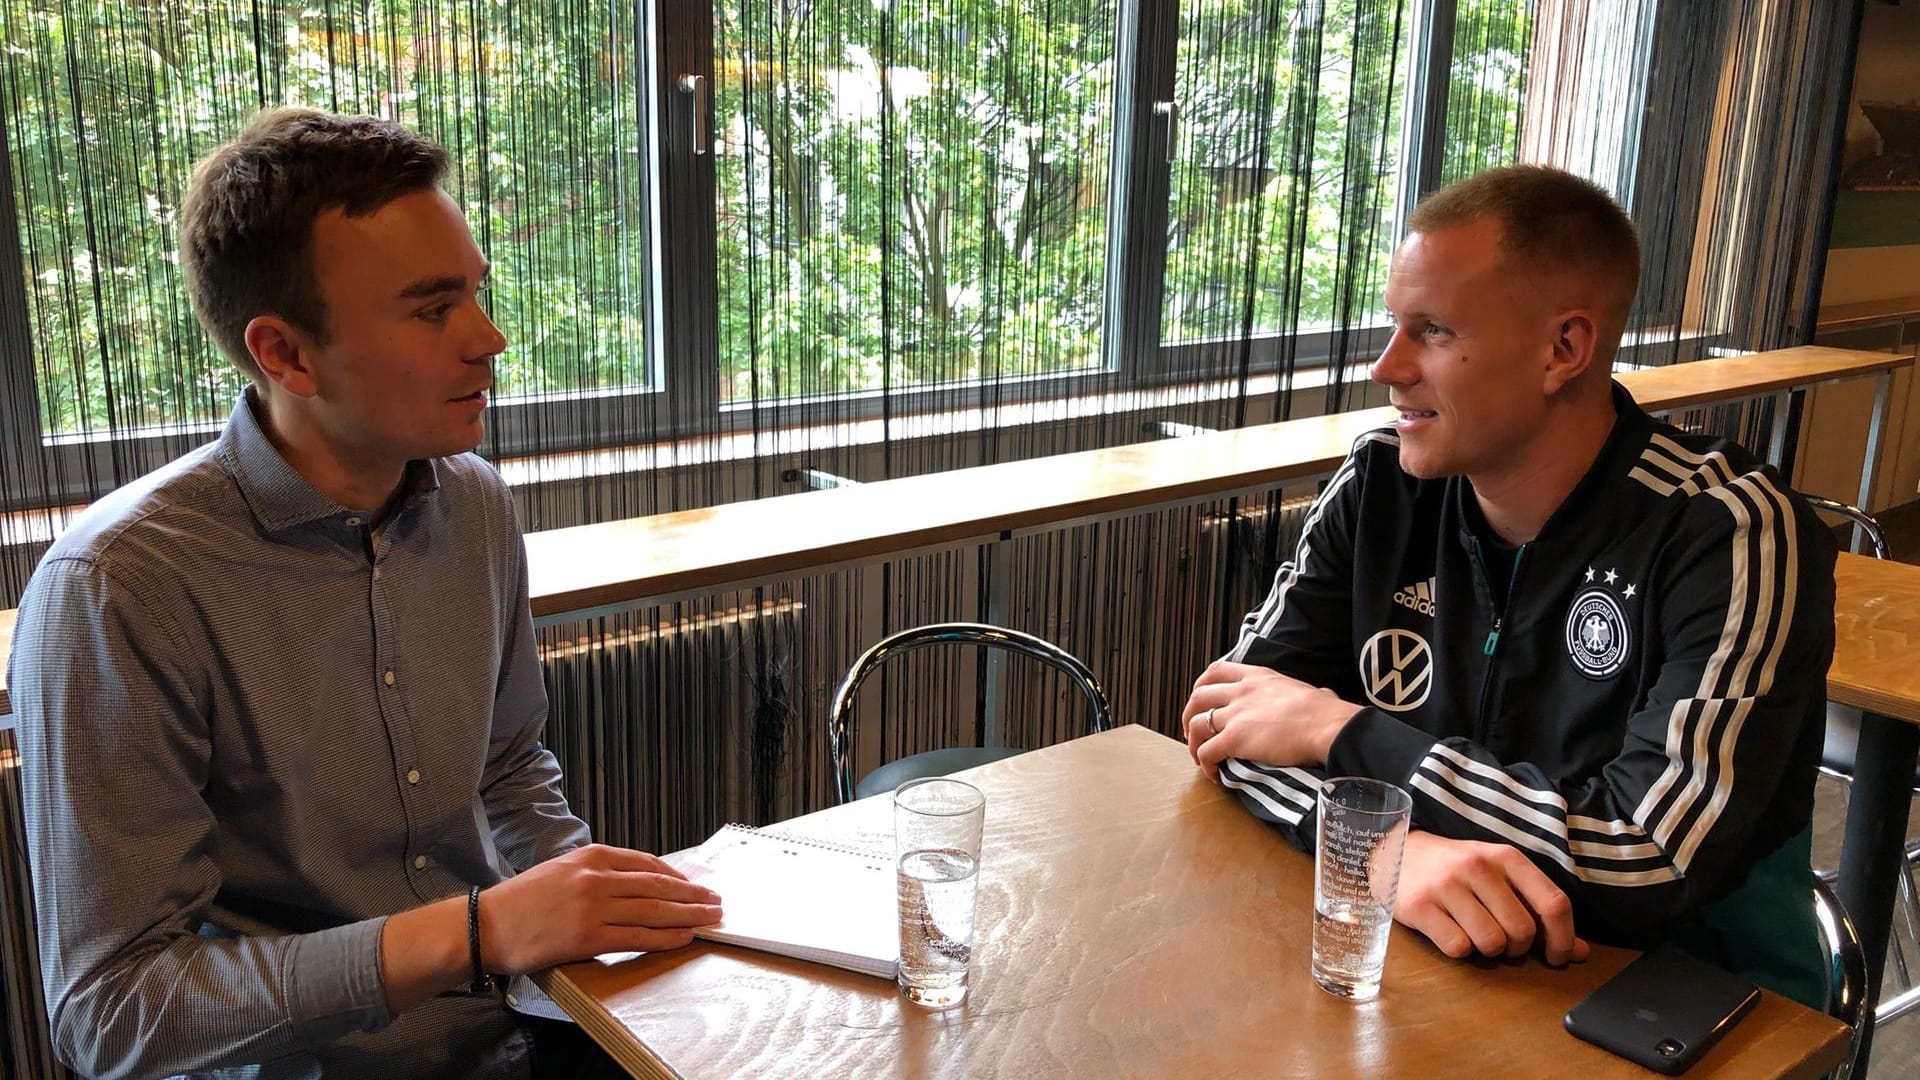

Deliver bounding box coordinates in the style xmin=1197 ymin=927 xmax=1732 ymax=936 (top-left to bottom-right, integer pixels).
xmin=1359 ymin=628 xmax=1433 ymax=712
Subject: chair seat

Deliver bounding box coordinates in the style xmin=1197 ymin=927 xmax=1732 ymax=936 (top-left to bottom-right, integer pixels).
xmin=1822 ymin=702 xmax=1920 ymax=789
xmin=854 ymin=746 xmax=1028 ymax=800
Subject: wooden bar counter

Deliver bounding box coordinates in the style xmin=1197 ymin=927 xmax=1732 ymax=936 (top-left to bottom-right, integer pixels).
xmin=521 ymin=346 xmax=1909 ymax=624
xmin=0 ymin=346 xmax=1909 ymax=713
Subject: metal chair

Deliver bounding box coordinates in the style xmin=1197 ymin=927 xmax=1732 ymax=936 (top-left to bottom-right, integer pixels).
xmin=1807 ymin=496 xmax=1892 ymax=562
xmin=828 ymin=622 xmax=1112 ymax=804
xmin=1814 ymin=876 xmax=1870 ymax=1080
xmin=1806 ymin=495 xmax=1920 ymax=1022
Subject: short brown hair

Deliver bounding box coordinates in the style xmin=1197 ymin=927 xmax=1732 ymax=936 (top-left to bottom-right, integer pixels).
xmin=1408 ymin=165 xmax=1641 ymax=333
xmin=178 ymin=108 xmax=451 ymax=380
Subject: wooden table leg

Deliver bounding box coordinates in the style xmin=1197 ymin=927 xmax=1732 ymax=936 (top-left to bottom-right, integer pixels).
xmin=1836 ymin=709 xmax=1920 ymax=1078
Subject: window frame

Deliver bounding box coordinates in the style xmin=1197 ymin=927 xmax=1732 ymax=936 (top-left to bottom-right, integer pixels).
xmin=0 ymin=0 xmax=1537 ymax=511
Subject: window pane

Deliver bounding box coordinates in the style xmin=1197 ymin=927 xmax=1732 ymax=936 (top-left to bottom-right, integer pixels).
xmin=3 ymin=2 xmax=652 ymax=440
xmin=713 ymin=0 xmax=1118 ymax=402
xmin=1161 ymin=0 xmax=1411 ymax=343
xmin=1438 ymin=0 xmax=1533 ymax=187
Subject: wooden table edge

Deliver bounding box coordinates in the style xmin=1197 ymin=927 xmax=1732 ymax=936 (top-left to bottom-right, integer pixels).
xmin=536 ymin=962 xmax=1848 ymax=1080
xmin=1746 ymin=999 xmax=1852 ymax=1080
xmin=1822 ymin=682 xmax=1920 ymax=725
xmin=535 ymin=965 xmax=686 ymax=1080
xmin=1798 ymin=1029 xmax=1852 ymax=1080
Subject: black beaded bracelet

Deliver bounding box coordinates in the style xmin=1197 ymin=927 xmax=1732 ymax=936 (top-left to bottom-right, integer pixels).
xmin=467 ymin=884 xmax=493 ymax=996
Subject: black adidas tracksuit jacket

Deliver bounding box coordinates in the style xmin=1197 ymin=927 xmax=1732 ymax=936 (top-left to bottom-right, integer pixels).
xmin=1221 ymin=382 xmax=1834 ymax=986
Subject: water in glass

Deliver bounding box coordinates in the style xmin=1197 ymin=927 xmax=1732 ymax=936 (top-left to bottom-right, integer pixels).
xmin=896 ymin=847 xmax=978 ymax=1006
xmin=1311 ymin=897 xmax=1394 ymax=999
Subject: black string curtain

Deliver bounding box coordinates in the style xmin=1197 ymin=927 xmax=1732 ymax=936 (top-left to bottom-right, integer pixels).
xmin=0 ymin=0 xmax=1866 ymax=878
xmin=0 ymin=0 xmax=661 ymax=567
xmin=1442 ymin=0 xmax=1530 ymax=186
xmin=1515 ymin=0 xmax=1853 ymax=460
xmin=0 ymin=0 xmax=1853 ymax=1001
xmin=0 ymin=0 xmax=1459 ymax=772
xmin=1525 ymin=0 xmax=1854 ymax=357
xmin=0 ymin=0 xmax=1863 ymax=895
xmin=0 ymin=3 xmax=1864 ymax=1074
xmin=0 ymin=0 xmax=1461 ymax=514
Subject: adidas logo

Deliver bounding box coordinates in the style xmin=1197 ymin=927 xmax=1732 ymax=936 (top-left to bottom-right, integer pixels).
xmin=1393 ymin=577 xmax=1437 ymax=617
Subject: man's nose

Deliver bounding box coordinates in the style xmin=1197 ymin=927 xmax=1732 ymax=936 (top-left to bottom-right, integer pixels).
xmin=468 ymin=303 xmax=508 ymax=361
xmin=1370 ymin=329 xmax=1417 ymax=386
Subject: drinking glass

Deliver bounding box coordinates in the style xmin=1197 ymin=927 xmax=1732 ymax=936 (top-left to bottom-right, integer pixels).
xmin=1311 ymin=777 xmax=1412 ymax=1001
xmin=893 ymin=777 xmax=986 ymax=1007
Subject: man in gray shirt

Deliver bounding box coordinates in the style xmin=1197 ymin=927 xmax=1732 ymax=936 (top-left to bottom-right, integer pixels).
xmin=7 ymin=109 xmax=720 ymax=1078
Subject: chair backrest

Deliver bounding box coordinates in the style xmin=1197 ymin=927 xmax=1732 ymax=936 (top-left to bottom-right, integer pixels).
xmin=828 ymin=622 xmax=1112 ymax=804
xmin=1804 ymin=495 xmax=1890 ymax=561
xmin=1812 ymin=876 xmax=1869 ymax=1079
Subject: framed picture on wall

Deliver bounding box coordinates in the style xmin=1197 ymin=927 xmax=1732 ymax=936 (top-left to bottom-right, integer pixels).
xmin=1832 ymin=2 xmax=1920 ymax=249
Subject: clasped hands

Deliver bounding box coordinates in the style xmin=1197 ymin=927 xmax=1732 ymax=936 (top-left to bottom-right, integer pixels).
xmin=1180 ymin=661 xmax=1363 ymax=775
xmin=1181 ymin=662 xmax=1587 ymax=968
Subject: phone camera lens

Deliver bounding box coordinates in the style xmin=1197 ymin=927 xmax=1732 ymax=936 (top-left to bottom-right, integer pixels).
xmin=1656 ymin=1039 xmax=1685 ymax=1057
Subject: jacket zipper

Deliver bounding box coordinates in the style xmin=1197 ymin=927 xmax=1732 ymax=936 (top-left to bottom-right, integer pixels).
xmin=1474 ymin=544 xmax=1528 ymax=739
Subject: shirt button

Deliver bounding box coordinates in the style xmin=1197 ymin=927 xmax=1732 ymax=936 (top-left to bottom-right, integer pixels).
xmin=506 ymin=993 xmax=521 ymax=1008
xmin=413 ymin=855 xmax=428 ymax=870
xmin=373 ymin=567 xmax=383 ymax=580
xmin=345 ymin=516 xmax=362 ymax=527
xmin=406 ymin=768 xmax=421 ymax=785
xmin=384 ymin=670 xmax=396 ymax=686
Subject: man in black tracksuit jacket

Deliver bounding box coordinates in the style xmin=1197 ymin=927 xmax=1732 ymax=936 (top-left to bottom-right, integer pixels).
xmin=1181 ymin=166 xmax=1833 ymax=1007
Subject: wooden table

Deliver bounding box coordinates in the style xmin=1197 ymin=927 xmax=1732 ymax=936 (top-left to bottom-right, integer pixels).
xmin=1829 ymin=552 xmax=1920 ymax=1073
xmin=539 ymin=726 xmax=1847 ymax=1080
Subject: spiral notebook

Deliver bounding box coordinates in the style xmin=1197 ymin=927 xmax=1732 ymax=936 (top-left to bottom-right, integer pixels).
xmin=664 ymin=824 xmax=898 ymax=979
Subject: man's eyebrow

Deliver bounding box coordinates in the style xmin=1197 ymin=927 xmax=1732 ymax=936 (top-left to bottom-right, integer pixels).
xmin=397 ymin=275 xmax=467 ymax=301
xmin=396 ymin=264 xmax=492 ymax=301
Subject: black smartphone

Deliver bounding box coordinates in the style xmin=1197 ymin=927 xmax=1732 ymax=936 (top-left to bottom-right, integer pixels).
xmin=1562 ymin=946 xmax=1762 ymax=1075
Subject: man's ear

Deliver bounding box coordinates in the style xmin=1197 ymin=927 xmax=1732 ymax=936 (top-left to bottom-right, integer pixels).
xmin=243 ymin=315 xmax=322 ymax=399
xmin=1543 ymin=307 xmax=1600 ymax=396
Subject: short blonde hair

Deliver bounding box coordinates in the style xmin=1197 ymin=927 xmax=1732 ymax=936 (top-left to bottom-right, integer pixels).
xmin=1409 ymin=165 xmax=1640 ymax=331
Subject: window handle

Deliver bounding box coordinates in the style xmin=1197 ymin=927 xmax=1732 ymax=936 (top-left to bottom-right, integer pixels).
xmin=678 ymin=74 xmax=708 ymax=156
xmin=1153 ymin=100 xmax=1179 ymax=162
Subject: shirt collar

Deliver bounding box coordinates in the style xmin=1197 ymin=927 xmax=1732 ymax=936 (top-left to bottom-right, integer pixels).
xmin=218 ymin=387 xmax=442 ymax=534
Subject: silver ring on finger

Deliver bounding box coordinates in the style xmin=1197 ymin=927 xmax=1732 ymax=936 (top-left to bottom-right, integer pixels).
xmin=1205 ymin=706 xmax=1219 ymax=735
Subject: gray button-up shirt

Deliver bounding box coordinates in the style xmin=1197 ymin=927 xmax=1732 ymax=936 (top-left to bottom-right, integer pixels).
xmin=8 ymin=391 xmax=591 ymax=1079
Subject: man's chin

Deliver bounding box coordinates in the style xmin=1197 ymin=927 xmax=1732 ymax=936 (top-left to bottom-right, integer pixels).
xmin=423 ymin=422 xmax=487 ymax=459
xmin=1395 ymin=451 xmax=1448 ymax=481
